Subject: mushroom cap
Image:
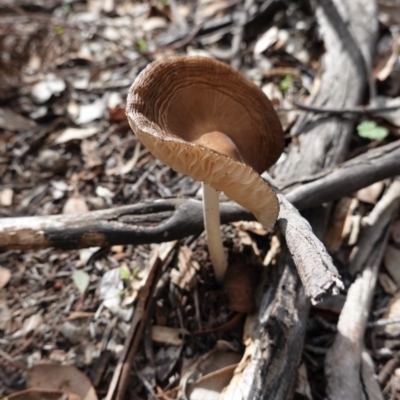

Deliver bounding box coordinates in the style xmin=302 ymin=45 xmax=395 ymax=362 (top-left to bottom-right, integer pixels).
xmin=126 ymin=56 xmax=284 ymax=229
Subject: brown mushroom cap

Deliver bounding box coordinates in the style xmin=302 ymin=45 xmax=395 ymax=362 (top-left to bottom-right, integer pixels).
xmin=126 ymin=56 xmax=284 ymax=229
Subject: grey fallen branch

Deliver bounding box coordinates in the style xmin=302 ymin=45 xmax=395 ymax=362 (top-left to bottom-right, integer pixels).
xmin=292 ymin=99 xmax=400 ymax=115
xmin=0 ymin=193 xmax=342 ymax=302
xmin=2 ymin=138 xmax=399 ymax=251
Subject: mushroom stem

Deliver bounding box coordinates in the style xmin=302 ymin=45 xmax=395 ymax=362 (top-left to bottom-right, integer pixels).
xmin=202 ymin=183 xmax=227 ymax=282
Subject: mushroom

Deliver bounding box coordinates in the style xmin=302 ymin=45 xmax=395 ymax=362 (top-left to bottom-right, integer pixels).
xmin=126 ymin=56 xmax=284 ymax=282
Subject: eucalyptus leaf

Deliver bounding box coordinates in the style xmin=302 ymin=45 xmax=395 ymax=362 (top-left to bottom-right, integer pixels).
xmin=119 ymin=264 xmax=131 ymax=281
xmin=72 ymin=270 xmax=90 ymax=294
xmin=357 ymin=120 xmax=389 ymax=140
xmin=279 ymin=74 xmax=292 ymax=91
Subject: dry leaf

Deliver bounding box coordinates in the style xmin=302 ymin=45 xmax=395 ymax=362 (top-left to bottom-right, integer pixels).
xmin=7 ymin=388 xmax=81 ymax=400
xmin=0 ymin=298 xmax=10 ymax=330
xmin=184 ymin=347 xmax=241 ymax=400
xmin=74 ymin=98 xmax=106 ymax=125
xmin=374 ymin=34 xmax=399 ymax=81
xmin=0 ymin=108 xmax=36 ymax=131
xmin=384 ymin=245 xmax=400 ymax=288
xmin=55 ymin=127 xmax=97 ymax=144
xmin=372 ymin=96 xmax=400 ymax=127
xmin=378 ymin=272 xmax=398 ymax=295
xmin=170 ymin=245 xmax=197 ymax=291
xmin=107 ymin=107 xmax=126 ymax=122
xmin=295 ymin=362 xmax=312 ymax=400
xmin=324 ymin=197 xmax=356 ymax=253
xmin=187 ymin=364 xmax=238 ymax=400
xmin=392 ymin=219 xmax=400 ymax=244
xmin=31 ymin=76 xmax=66 ymax=104
xmin=0 ymin=187 xmax=13 ymax=206
xmin=382 ymin=294 xmax=400 ymax=337
xmin=151 ymin=325 xmax=188 ymax=346
xmin=0 ymin=266 xmax=11 ymax=289
xmin=224 ymin=261 xmax=256 ymax=313
xmin=254 ymin=26 xmax=279 ymax=56
xmin=27 ymin=364 xmax=98 ymax=400
xmin=357 ymin=181 xmax=385 ymax=204
xmin=63 ymin=195 xmax=89 ymax=214
xmin=81 ymin=140 xmax=102 ymax=168
xmin=231 ymin=220 xmax=267 ymax=236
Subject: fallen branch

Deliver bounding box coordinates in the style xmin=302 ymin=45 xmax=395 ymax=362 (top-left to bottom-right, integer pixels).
xmin=292 ymin=99 xmax=400 ymax=115
xmin=277 ymin=193 xmax=343 ymax=302
xmin=325 ymin=232 xmax=388 ymax=400
xmin=2 ymin=139 xmax=399 ymax=252
xmin=283 ymin=139 xmax=400 ymax=209
xmin=0 ymin=192 xmax=343 ymax=302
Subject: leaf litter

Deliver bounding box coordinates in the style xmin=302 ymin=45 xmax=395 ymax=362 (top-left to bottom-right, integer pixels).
xmin=0 ymin=0 xmax=400 ymax=399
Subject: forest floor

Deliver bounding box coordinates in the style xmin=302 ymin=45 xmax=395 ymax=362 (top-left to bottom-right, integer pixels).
xmin=1 ymin=0 xmax=400 ymax=399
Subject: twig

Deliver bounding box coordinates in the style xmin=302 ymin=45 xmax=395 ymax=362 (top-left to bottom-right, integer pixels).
xmin=230 ymin=0 xmax=254 ymax=69
xmin=105 ymin=250 xmax=163 ymax=400
xmin=284 ymin=139 xmax=400 ymax=209
xmin=378 ymin=351 xmax=400 ymax=386
xmin=291 ymin=99 xmax=400 ymax=115
xmin=368 ymin=317 xmax=400 ymax=328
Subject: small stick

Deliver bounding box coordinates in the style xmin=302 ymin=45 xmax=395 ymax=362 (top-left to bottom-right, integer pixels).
xmin=106 ymin=249 xmax=164 ymax=400
xmin=230 ymin=0 xmax=254 ymax=69
xmin=368 ymin=317 xmax=400 ymax=328
xmin=292 ymin=99 xmax=400 ymax=115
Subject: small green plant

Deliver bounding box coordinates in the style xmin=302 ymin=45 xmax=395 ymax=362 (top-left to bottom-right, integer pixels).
xmin=54 ymin=26 xmax=65 ymax=35
xmin=357 ymin=120 xmax=389 ymax=141
xmin=136 ymin=38 xmax=147 ymax=52
xmin=72 ymin=270 xmax=90 ymax=294
xmin=119 ymin=264 xmax=131 ymax=281
xmin=279 ymin=74 xmax=292 ymax=91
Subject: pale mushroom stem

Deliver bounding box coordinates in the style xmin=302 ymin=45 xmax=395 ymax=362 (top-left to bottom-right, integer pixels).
xmin=202 ymin=183 xmax=228 ymax=282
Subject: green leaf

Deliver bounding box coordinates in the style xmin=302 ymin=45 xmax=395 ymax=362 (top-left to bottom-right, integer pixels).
xmin=119 ymin=264 xmax=131 ymax=281
xmin=72 ymin=270 xmax=90 ymax=294
xmin=279 ymin=74 xmax=292 ymax=91
xmin=357 ymin=120 xmax=389 ymax=140
xmin=54 ymin=26 xmax=65 ymax=35
xmin=137 ymin=38 xmax=147 ymax=52
xmin=132 ymin=266 xmax=140 ymax=279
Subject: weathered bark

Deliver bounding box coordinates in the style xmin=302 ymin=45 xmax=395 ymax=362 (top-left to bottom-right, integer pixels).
xmin=283 ymin=139 xmax=400 ymax=209
xmin=325 ymin=233 xmax=388 ymax=400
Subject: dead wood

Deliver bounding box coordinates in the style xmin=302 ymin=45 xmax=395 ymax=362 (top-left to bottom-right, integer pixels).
xmin=325 ymin=232 xmax=388 ymax=400
xmin=276 ymin=193 xmax=343 ymax=303
xmin=2 ymin=138 xmax=399 ymax=251
xmin=283 ymin=139 xmax=400 ymax=209
xmin=223 ymin=0 xmax=378 ymax=398
xmin=324 ymin=178 xmax=400 ymax=399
